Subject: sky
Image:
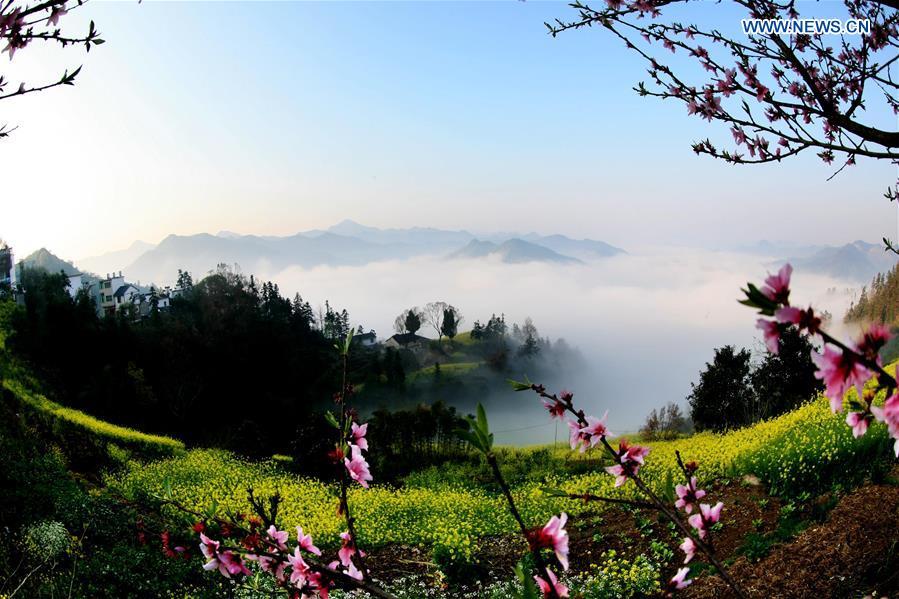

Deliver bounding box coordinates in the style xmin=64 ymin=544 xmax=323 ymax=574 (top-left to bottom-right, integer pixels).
xmin=1 ymin=0 xmax=897 ymax=261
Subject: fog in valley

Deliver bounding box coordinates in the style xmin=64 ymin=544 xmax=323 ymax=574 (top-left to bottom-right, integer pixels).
xmin=252 ymin=246 xmax=861 ymax=445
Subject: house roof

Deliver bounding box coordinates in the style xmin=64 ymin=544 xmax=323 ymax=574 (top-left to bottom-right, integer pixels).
xmin=353 ymin=332 xmax=377 ymax=342
xmin=388 ymin=333 xmax=429 ymax=345
xmin=113 ymin=284 xmax=137 ymax=298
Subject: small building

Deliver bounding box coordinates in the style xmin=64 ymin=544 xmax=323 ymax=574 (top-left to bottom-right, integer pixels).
xmin=135 ymin=289 xmax=172 ymax=318
xmin=96 ymin=272 xmax=126 ymax=316
xmin=0 ymin=245 xmax=14 ymax=289
xmin=353 ymin=331 xmax=377 ymax=347
xmin=384 ymin=333 xmax=429 ymax=350
xmin=114 ymin=283 xmax=140 ymax=310
xmin=66 ymin=273 xmax=85 ymax=299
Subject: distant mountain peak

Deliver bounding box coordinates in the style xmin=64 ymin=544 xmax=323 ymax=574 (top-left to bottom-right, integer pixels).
xmin=448 ymin=238 xmax=582 ymax=264
xmin=18 ymin=247 xmax=80 ymax=276
xmin=779 ymin=240 xmax=898 ymax=283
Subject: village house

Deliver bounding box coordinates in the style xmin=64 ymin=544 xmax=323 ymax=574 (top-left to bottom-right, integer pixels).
xmin=384 ymin=332 xmax=430 ymax=351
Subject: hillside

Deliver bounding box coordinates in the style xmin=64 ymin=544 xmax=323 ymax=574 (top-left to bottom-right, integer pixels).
xmin=17 ymin=247 xmax=81 ymax=276
xmin=846 ymin=264 xmax=899 ymax=325
xmin=3 ymin=289 xmax=897 ymax=598
xmin=3 ymin=299 xmax=898 ymax=598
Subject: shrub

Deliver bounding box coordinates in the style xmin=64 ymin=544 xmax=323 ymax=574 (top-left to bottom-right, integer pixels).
xmin=21 ymin=520 xmax=71 ymax=563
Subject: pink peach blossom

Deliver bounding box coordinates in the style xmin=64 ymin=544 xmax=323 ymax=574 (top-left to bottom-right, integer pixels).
xmin=670 ymin=567 xmax=693 ymax=590
xmin=679 ymin=536 xmax=696 ymax=563
xmin=674 ymin=476 xmax=707 ymax=514
xmin=812 ymin=346 xmax=871 ymax=412
xmin=845 ymin=411 xmax=871 ymax=438
xmin=536 ymin=513 xmax=569 ymax=571
xmin=578 ymin=412 xmax=610 ymax=449
xmin=344 ymin=445 xmax=372 ymax=488
xmin=756 ymin=319 xmax=780 ymax=354
xmin=534 ymin=567 xmax=569 ymax=598
xmin=351 ymin=422 xmax=369 ymax=451
xmin=761 ymin=263 xmax=792 ymax=304
xmin=296 ymin=526 xmax=321 ymax=556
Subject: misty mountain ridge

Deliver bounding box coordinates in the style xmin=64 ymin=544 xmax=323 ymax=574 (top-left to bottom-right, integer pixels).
xmin=77 ymin=240 xmax=154 ymax=276
xmin=70 ymin=220 xmax=623 ymax=285
xmin=775 ymin=240 xmax=899 ymax=283
xmin=448 ymin=239 xmax=583 ymax=264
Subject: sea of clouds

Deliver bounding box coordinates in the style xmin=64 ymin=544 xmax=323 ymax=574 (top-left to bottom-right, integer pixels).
xmin=263 ymin=246 xmax=859 ymax=445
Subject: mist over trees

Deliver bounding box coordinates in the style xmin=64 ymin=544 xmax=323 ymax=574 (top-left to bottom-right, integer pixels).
xmin=845 ymin=265 xmax=899 ymax=326
xmin=640 ymin=402 xmax=690 ymax=441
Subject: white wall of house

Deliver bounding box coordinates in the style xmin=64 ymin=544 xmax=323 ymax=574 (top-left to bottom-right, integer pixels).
xmin=67 ymin=274 xmax=83 ymax=299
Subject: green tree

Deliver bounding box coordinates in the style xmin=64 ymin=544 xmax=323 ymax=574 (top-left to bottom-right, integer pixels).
xmin=394 ymin=308 xmax=422 ymax=335
xmin=176 ymin=269 xmax=193 ymax=290
xmin=750 ymin=327 xmax=823 ymax=422
xmin=688 ymin=345 xmax=754 ymax=432
xmin=441 ymin=306 xmax=462 ymax=341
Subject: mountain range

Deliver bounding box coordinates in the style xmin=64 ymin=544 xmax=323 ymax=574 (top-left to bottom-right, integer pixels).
xmin=17 ymin=229 xmax=898 ymax=289
xmin=48 ymin=220 xmax=627 ymax=285
xmin=774 ymin=240 xmax=898 ymax=283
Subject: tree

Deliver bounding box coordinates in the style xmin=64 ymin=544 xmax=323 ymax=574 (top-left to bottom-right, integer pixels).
xmin=1 ymin=1 xmax=106 ymax=138
xmin=422 ymin=301 xmax=449 ymax=341
xmin=441 ymin=306 xmax=463 ymax=341
xmin=750 ymin=326 xmax=824 ymax=421
xmin=547 ymin=1 xmax=899 ymax=246
xmin=176 ymin=269 xmax=193 ymax=290
xmin=688 ymin=345 xmax=754 ymax=432
xmin=394 ymin=308 xmax=422 ymax=335
xmin=516 ymin=317 xmax=540 ymax=358
xmin=404 ymin=309 xmax=421 ymax=335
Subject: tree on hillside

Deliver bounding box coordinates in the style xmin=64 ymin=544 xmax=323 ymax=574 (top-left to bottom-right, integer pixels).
xmin=176 ymin=269 xmax=194 ymax=290
xmin=516 ymin=317 xmax=540 ymax=359
xmin=846 ymin=264 xmax=899 ymax=325
xmin=688 ymin=345 xmax=754 ymax=432
xmin=750 ymin=326 xmax=824 ymax=421
xmin=441 ymin=306 xmax=463 ymax=341
xmin=641 ymin=401 xmax=690 ymax=440
xmin=422 ymin=301 xmax=449 ymax=341
xmin=394 ymin=307 xmax=423 ymax=335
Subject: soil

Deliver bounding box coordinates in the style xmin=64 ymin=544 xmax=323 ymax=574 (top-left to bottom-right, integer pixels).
xmin=684 ymin=471 xmax=899 ymax=599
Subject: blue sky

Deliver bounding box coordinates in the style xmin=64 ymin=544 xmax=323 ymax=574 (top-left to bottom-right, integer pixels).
xmin=2 ymin=0 xmax=896 ymax=259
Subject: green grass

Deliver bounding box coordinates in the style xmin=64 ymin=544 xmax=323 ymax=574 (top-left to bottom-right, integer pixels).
xmin=407 ymin=361 xmax=482 ymax=381
xmin=3 ymin=378 xmax=185 ymax=460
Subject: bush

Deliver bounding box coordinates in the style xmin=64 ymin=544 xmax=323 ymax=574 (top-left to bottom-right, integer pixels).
xmin=21 ymin=520 xmax=71 ymax=564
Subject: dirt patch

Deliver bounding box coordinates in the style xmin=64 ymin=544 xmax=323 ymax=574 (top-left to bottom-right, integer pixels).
xmin=685 ymin=475 xmax=899 ymax=598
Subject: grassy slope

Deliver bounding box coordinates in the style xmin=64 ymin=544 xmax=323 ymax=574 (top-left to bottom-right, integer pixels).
xmin=0 ymin=301 xmax=184 ymax=461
